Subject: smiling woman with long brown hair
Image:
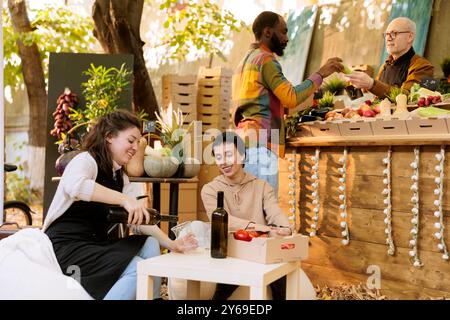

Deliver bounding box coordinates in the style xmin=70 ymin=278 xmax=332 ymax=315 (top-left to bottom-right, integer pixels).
xmin=42 ymin=110 xmax=197 ymax=300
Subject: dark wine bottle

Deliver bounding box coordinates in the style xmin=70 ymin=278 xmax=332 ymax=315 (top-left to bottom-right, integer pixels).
xmin=108 ymin=206 xmax=178 ymax=225
xmin=211 ymin=191 xmax=228 ymax=258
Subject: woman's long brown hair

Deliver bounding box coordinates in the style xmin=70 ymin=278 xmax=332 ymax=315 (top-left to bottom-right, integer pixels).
xmin=81 ymin=110 xmax=140 ymax=178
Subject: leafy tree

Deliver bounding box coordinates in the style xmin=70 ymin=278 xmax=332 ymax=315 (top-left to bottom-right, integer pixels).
xmin=4 ymin=0 xmax=97 ymax=190
xmin=158 ymin=0 xmax=245 ymax=66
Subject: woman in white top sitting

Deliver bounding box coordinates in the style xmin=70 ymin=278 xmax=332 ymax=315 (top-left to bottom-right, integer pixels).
xmin=43 ymin=110 xmax=197 ymax=300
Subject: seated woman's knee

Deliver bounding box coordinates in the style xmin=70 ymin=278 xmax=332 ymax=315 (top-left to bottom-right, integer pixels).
xmin=138 ymin=236 xmax=161 ymax=259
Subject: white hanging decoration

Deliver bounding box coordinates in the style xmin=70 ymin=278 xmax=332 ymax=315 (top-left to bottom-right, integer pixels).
xmin=409 ymin=147 xmax=423 ymax=268
xmin=382 ymin=147 xmax=395 ymax=256
xmin=309 ymin=148 xmax=320 ymax=237
xmin=433 ymin=146 xmax=448 ymax=260
xmin=287 ymin=150 xmax=297 ymax=231
xmin=338 ymin=148 xmax=349 ymax=246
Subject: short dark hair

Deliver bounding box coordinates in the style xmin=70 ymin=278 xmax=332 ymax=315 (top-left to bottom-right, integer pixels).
xmin=252 ymin=11 xmax=282 ymax=40
xmin=211 ymin=131 xmax=245 ymax=159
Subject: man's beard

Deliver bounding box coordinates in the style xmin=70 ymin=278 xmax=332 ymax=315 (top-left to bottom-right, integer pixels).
xmin=270 ymin=33 xmax=285 ymax=56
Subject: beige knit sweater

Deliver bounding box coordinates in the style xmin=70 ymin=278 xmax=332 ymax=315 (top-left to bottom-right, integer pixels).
xmin=201 ymin=173 xmax=290 ymax=231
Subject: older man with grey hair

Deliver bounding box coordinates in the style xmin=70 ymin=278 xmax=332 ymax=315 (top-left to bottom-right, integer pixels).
xmin=347 ymin=17 xmax=434 ymax=98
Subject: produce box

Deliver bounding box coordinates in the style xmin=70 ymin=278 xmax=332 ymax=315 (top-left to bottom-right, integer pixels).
xmin=198 ymin=103 xmax=229 ymax=115
xmin=406 ymin=117 xmax=449 ymax=135
xmin=308 ymin=121 xmax=341 ymax=137
xmin=162 ymin=74 xmax=197 ymax=85
xmin=228 ymin=233 xmax=309 ymax=264
xmin=198 ymin=66 xmax=233 ymax=79
xmin=295 ymin=124 xmax=312 ymax=137
xmin=339 ymin=119 xmax=374 ymax=136
xmin=371 ymin=118 xmax=409 ymax=136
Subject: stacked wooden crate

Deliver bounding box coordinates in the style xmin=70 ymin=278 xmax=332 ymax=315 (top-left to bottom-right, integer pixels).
xmin=196 ymin=67 xmax=233 ymax=220
xmin=160 ymin=74 xmax=199 ymax=232
xmin=162 ymin=74 xmax=197 ymax=126
xmin=197 ymin=66 xmax=232 ymax=133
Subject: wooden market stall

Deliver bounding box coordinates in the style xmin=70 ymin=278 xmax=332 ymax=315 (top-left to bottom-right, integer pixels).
xmin=279 ymin=132 xmax=450 ymax=299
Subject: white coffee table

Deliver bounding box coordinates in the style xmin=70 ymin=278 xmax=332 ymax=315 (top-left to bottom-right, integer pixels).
xmin=137 ymin=249 xmax=301 ymax=300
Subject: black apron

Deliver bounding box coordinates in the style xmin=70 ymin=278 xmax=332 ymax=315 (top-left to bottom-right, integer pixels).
xmin=45 ymin=167 xmax=147 ymax=300
xmin=378 ymin=47 xmax=416 ymax=88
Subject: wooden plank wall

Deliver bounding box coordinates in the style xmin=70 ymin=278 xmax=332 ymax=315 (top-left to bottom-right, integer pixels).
xmin=279 ymin=146 xmax=450 ymax=299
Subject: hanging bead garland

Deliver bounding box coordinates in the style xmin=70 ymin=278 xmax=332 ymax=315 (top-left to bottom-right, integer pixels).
xmin=434 ymin=146 xmax=448 ymax=261
xmin=409 ymin=147 xmax=423 ymax=268
xmin=338 ymin=148 xmax=350 ymax=246
xmin=287 ymin=150 xmax=297 ymax=231
xmin=309 ymin=148 xmax=320 ymax=237
xmin=382 ymin=147 xmax=395 ymax=256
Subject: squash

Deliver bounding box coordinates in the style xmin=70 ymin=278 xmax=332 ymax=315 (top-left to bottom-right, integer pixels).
xmin=143 ymin=155 xmax=179 ymax=178
xmin=125 ymin=137 xmax=147 ymax=177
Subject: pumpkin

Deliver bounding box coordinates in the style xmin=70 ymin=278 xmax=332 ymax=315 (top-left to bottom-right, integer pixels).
xmin=125 ymin=137 xmax=147 ymax=177
xmin=143 ymin=155 xmax=180 ymax=178
xmin=181 ymin=157 xmax=200 ymax=178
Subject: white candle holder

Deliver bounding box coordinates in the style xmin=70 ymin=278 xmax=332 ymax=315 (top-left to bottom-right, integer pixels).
xmin=382 ymin=147 xmax=395 ymax=256
xmin=434 ymin=146 xmax=448 ymax=261
xmin=409 ymin=147 xmax=423 ymax=268
xmin=339 ymin=148 xmax=350 ymax=246
xmin=309 ymin=148 xmax=321 ymax=237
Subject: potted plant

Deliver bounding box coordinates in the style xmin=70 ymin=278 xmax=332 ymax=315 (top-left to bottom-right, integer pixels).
xmin=150 ymin=107 xmax=200 ymax=178
xmin=50 ymin=63 xmax=136 ymax=176
xmin=321 ymin=74 xmax=347 ymax=95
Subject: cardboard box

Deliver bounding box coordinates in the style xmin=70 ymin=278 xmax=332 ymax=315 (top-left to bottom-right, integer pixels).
xmin=308 ymin=121 xmax=341 ymax=137
xmin=294 ymin=124 xmax=312 ymax=137
xmin=371 ymin=118 xmax=409 ymax=136
xmin=339 ymin=119 xmax=374 ymax=136
xmin=406 ymin=117 xmax=449 ymax=135
xmin=228 ymin=233 xmax=309 ymax=264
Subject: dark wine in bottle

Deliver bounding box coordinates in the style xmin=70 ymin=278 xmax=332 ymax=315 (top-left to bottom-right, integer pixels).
xmin=211 ymin=191 xmax=228 ymax=258
xmin=108 ymin=206 xmax=178 ymax=225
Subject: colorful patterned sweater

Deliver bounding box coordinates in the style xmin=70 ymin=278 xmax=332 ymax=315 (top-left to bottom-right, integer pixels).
xmin=231 ymin=44 xmax=322 ymax=158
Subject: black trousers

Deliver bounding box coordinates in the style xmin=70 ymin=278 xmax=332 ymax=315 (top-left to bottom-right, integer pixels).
xmin=211 ymin=276 xmax=286 ymax=300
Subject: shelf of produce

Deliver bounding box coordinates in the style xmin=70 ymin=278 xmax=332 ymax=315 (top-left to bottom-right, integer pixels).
xmin=287 ymin=134 xmax=450 ymax=147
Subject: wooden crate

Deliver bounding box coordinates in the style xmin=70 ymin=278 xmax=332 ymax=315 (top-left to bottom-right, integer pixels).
xmin=198 ymin=85 xmax=231 ymax=96
xmin=198 ymin=77 xmax=231 ymax=87
xmin=163 ymin=82 xmax=197 ymax=95
xmin=160 ymin=183 xmax=198 ymax=214
xmin=197 ymin=94 xmax=230 ymax=106
xmin=163 ymin=101 xmax=197 ymax=114
xmin=198 ymin=66 xmax=233 ymax=79
xmin=199 ymin=113 xmax=228 ymax=124
xmin=198 ymin=103 xmax=229 ymax=115
xmin=162 ymin=74 xmax=197 ymax=86
xmin=163 ymin=92 xmax=197 ymax=105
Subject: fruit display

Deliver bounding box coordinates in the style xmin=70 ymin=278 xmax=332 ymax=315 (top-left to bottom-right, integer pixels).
xmin=50 ymin=88 xmax=78 ymax=140
xmin=417 ymin=95 xmax=442 ymax=107
xmin=233 ymin=229 xmax=268 ymax=242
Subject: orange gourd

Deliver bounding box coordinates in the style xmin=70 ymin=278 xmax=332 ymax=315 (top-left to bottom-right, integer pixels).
xmin=125 ymin=137 xmax=147 ymax=177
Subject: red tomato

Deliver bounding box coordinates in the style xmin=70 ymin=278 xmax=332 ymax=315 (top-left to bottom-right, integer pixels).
xmin=234 ymin=229 xmax=252 ymax=242
xmin=247 ymin=231 xmax=261 ymax=238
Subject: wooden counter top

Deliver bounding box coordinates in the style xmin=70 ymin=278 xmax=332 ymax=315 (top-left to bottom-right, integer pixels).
xmin=287 ymin=134 xmax=450 ymax=147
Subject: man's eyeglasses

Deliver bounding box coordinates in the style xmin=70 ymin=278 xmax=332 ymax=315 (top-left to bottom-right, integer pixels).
xmin=382 ymin=31 xmax=410 ymax=40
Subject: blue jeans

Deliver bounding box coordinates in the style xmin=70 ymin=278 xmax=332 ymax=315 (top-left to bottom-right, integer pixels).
xmin=244 ymin=146 xmax=279 ymax=196
xmin=104 ymin=236 xmax=161 ymax=300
